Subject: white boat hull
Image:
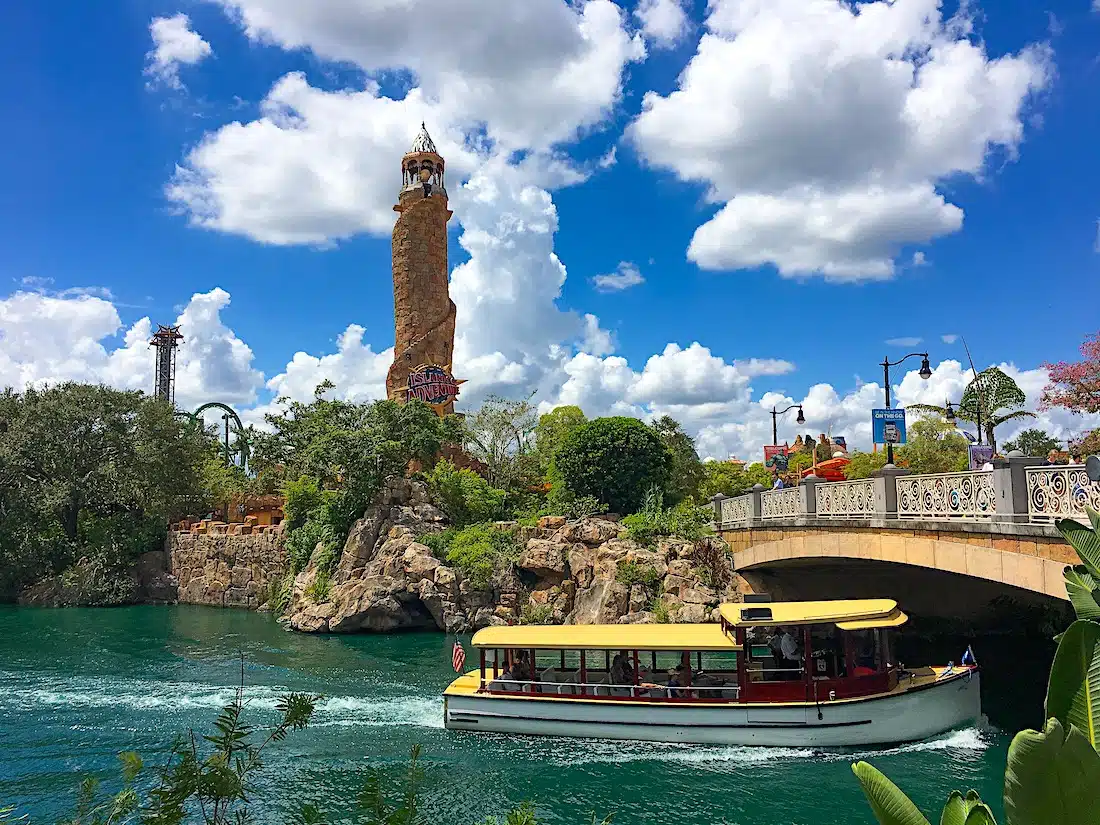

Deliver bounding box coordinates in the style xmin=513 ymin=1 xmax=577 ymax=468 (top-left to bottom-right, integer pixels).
xmin=444 ymin=671 xmax=981 ymax=748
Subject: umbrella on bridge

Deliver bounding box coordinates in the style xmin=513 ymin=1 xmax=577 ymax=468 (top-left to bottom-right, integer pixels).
xmin=802 ymin=455 xmax=850 ymax=482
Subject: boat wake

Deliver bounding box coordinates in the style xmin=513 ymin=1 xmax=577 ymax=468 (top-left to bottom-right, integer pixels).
xmin=0 ymin=673 xmax=443 ymax=730
xmin=544 ymin=727 xmax=990 ymax=768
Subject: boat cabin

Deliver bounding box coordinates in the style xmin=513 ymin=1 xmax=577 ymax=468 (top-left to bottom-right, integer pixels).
xmin=468 ymin=599 xmax=907 ymax=705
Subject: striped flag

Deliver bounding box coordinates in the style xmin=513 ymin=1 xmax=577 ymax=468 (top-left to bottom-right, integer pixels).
xmin=452 ymin=640 xmax=466 ymax=672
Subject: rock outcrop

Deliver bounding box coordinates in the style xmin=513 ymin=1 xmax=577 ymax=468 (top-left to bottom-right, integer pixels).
xmin=281 ymin=478 xmax=745 ymax=634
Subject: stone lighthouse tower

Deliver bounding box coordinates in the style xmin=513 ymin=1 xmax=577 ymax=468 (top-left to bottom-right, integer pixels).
xmin=386 ymin=123 xmax=462 ymax=416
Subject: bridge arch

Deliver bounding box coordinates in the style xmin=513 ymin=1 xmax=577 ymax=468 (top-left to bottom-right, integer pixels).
xmin=723 ymin=524 xmax=1073 ymax=602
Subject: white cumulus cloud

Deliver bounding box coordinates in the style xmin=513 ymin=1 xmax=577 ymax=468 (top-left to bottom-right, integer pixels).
xmin=634 ymin=0 xmax=691 ymax=48
xmin=145 ymin=14 xmax=212 ymax=90
xmin=591 ymin=261 xmax=646 ymax=292
xmin=628 ymin=0 xmax=1052 ymax=280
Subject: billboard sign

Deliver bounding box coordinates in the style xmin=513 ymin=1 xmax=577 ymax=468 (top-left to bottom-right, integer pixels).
xmin=872 ymin=409 xmax=907 ymax=445
xmin=407 ymin=364 xmax=461 ymax=407
xmin=764 ymin=445 xmax=789 ymax=470
xmin=969 ymin=444 xmax=994 ymax=470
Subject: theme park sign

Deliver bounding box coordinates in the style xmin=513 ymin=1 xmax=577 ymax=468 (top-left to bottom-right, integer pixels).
xmin=407 ymin=364 xmax=461 ymax=406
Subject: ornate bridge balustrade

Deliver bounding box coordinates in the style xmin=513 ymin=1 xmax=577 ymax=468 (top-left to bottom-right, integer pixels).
xmin=1027 ymin=466 xmax=1100 ymax=524
xmin=712 ymin=458 xmax=1099 ymax=531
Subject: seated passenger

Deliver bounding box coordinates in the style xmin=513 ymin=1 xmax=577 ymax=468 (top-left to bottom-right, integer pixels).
xmin=610 ymin=650 xmax=633 ymax=685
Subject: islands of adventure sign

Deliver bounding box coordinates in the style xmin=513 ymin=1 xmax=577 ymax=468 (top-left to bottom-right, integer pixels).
xmin=406 ymin=364 xmax=462 ymax=409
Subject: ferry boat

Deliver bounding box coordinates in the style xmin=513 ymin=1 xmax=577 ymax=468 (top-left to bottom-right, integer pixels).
xmin=443 ymin=599 xmax=981 ymax=747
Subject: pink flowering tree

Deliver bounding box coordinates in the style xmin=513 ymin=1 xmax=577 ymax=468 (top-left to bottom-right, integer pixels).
xmin=1041 ymin=331 xmax=1100 ymax=414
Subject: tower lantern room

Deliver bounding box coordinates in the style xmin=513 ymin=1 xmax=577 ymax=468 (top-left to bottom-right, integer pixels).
xmin=401 ymin=122 xmax=446 ymax=194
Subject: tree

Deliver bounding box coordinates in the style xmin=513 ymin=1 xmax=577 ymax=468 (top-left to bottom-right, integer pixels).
xmin=533 ymin=405 xmax=586 ymax=473
xmin=650 ymin=415 xmax=705 ymax=504
xmin=742 ymin=462 xmax=774 ymax=490
xmin=251 ymin=389 xmax=452 ymax=552
xmin=700 ymin=461 xmax=750 ymax=498
xmin=0 ymin=384 xmax=206 ymax=542
xmin=787 ymin=452 xmax=813 ymax=475
xmin=1042 ymin=330 xmax=1100 ymax=414
xmin=1003 ymin=428 xmax=1062 ymax=457
xmin=460 ymin=394 xmax=540 ymax=490
xmin=910 ymin=366 xmax=1035 ymax=453
xmin=0 ymin=384 xmax=210 ymax=599
xmin=843 ymin=450 xmax=887 ymax=480
xmin=1069 ymin=429 xmax=1100 ymax=458
xmin=555 ymin=417 xmax=672 ymax=514
xmin=900 ymin=416 xmax=970 ymax=474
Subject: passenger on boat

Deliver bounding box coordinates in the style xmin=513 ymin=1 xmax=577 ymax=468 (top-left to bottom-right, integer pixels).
xmin=779 ymin=628 xmax=802 ymax=680
xmin=666 ymin=663 xmax=691 ymax=697
xmin=610 ymin=651 xmax=633 ymax=685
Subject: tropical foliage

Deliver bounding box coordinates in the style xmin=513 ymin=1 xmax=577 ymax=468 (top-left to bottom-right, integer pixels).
xmin=853 ymin=506 xmax=1100 ymax=825
xmin=909 ymin=366 xmax=1034 ymax=452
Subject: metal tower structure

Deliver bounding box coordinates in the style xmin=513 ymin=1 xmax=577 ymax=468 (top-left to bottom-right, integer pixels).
xmin=150 ymin=324 xmax=184 ymax=405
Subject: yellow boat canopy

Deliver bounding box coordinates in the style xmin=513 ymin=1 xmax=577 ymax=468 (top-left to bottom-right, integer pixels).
xmin=471 ymin=623 xmax=740 ymax=652
xmin=836 ymin=609 xmax=909 ymax=631
xmin=718 ymin=599 xmax=900 ymax=629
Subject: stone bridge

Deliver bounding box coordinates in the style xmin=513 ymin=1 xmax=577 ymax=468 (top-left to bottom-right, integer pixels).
xmin=712 ymin=457 xmax=1100 ymax=616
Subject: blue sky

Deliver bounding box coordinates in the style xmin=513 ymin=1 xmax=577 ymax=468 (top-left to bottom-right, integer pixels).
xmin=1 ymin=0 xmax=1098 ymax=459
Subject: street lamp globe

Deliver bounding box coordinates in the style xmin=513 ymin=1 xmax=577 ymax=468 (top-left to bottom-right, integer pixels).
xmin=796 ymin=406 xmax=806 ymax=425
xmin=945 ymin=402 xmax=956 ymax=423
xmin=919 ymin=356 xmax=932 ymax=380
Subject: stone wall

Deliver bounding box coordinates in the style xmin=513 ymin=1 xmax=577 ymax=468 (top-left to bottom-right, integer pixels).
xmin=167 ymin=523 xmax=288 ymax=609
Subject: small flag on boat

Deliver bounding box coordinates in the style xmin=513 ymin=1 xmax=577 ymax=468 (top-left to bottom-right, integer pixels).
xmin=961 ymin=645 xmax=977 ymax=667
xmin=452 ymin=640 xmax=466 ymax=672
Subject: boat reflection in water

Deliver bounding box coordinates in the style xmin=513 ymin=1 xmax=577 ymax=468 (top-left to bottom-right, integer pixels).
xmin=443 ymin=599 xmax=981 ymax=747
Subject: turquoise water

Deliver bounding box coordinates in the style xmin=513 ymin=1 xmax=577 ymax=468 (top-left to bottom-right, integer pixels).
xmin=0 ymin=606 xmax=1016 ymax=824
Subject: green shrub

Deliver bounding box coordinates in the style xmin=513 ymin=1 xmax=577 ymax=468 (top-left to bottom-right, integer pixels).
xmin=615 ymin=560 xmax=660 ymax=588
xmin=285 ymin=518 xmax=329 ymax=574
xmin=306 ymin=569 xmax=332 ymax=603
xmin=445 ymin=523 xmax=521 ymax=588
xmin=428 ymin=460 xmax=508 ymax=527
xmin=554 ymin=417 xmax=672 ymax=514
xmin=267 ymin=572 xmax=294 ymax=616
xmin=623 ymin=492 xmax=712 ymax=546
xmin=282 ymin=475 xmax=326 ymax=530
xmin=419 ymin=528 xmax=458 ymax=559
xmin=649 ymin=598 xmax=671 ymax=624
xmin=520 ymin=603 xmax=554 ymax=625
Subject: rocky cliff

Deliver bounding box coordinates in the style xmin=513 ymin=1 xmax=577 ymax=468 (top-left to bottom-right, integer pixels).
xmin=282 ymin=478 xmax=745 ymax=634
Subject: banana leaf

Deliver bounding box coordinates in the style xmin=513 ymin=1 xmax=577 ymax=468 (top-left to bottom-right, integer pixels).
xmin=1063 ymin=566 xmax=1100 ymax=621
xmin=1003 ymin=718 xmax=1100 ymax=825
xmin=1046 ymin=620 xmax=1100 ymax=748
xmin=852 ymin=762 xmax=931 ymax=825
xmin=1056 ymin=511 xmax=1100 ymax=579
xmin=940 ymin=791 xmax=995 ymax=825
xmin=961 ymin=808 xmax=996 ymax=825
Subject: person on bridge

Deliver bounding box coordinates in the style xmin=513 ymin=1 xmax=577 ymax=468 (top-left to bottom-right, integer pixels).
xmin=773 ymin=473 xmax=785 ymax=490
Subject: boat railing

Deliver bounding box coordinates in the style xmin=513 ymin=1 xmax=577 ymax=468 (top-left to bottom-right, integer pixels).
xmin=481 ymin=678 xmax=740 ymax=700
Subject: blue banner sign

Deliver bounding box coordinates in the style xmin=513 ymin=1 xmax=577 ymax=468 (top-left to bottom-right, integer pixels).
xmin=872 ymin=409 xmax=907 ymax=445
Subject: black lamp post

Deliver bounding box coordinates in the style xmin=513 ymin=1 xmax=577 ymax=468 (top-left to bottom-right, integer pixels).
xmin=945 ymin=399 xmax=983 ymax=446
xmin=771 ymin=403 xmax=806 ymax=447
xmin=881 ymin=352 xmax=932 ymax=465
